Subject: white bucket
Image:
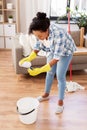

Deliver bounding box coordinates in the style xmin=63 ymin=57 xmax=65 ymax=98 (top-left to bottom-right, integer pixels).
xmin=17 ymin=97 xmax=39 ymax=124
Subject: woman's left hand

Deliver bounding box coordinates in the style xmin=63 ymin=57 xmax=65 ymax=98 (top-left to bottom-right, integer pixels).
xmin=28 ymin=68 xmax=41 ymax=76
xmin=28 ymin=63 xmax=51 ymax=76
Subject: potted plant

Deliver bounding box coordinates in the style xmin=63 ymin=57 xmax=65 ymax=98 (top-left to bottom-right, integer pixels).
xmin=67 ymin=6 xmax=87 ymax=34
xmin=56 ymin=8 xmax=73 ymax=24
xmin=57 ymin=14 xmax=68 ymax=22
xmin=8 ymin=15 xmax=13 ymax=23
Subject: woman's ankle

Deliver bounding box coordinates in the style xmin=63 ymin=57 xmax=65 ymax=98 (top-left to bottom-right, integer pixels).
xmin=58 ymin=100 xmax=63 ymax=106
xmin=42 ymin=93 xmax=49 ymax=98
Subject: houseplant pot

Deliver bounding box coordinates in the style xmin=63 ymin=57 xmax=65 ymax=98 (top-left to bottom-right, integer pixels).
xmin=8 ymin=15 xmax=13 ymax=23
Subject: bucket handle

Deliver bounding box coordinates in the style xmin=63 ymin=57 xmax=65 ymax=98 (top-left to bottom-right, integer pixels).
xmin=17 ymin=106 xmax=35 ymax=115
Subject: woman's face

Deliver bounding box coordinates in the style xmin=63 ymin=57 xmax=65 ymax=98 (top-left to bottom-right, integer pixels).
xmin=32 ymin=29 xmax=49 ymax=40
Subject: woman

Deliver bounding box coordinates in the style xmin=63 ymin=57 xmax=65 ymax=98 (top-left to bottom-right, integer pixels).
xmin=19 ymin=12 xmax=77 ymax=114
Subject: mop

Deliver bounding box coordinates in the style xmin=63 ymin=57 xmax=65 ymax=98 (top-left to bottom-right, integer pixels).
xmin=66 ymin=11 xmax=85 ymax=92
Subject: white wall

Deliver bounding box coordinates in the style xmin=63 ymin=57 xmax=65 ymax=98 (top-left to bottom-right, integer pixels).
xmin=20 ymin=0 xmax=27 ymax=33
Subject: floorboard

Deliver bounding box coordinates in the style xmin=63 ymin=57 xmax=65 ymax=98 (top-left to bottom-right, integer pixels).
xmin=0 ymin=50 xmax=87 ymax=130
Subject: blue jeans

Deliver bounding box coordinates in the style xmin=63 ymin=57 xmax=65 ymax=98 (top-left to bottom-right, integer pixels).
xmin=44 ymin=53 xmax=73 ymax=100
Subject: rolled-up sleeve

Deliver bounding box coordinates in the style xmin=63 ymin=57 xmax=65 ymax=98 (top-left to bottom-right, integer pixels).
xmin=34 ymin=40 xmax=41 ymax=51
xmin=34 ymin=40 xmax=50 ymax=52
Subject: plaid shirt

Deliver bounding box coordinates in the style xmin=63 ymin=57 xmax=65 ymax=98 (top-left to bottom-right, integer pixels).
xmin=34 ymin=23 xmax=77 ymax=60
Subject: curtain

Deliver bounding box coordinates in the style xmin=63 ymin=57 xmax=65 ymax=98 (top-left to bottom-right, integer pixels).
xmin=70 ymin=0 xmax=87 ymax=13
xmin=25 ymin=0 xmax=51 ymax=33
xmin=50 ymin=0 xmax=67 ymax=16
xmin=20 ymin=0 xmax=51 ymax=32
xmin=78 ymin=0 xmax=87 ymax=12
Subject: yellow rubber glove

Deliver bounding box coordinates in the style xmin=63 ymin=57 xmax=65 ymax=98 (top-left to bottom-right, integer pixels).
xmin=28 ymin=63 xmax=51 ymax=76
xmin=19 ymin=51 xmax=37 ymax=65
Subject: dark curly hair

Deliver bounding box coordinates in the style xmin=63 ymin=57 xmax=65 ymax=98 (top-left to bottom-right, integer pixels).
xmin=29 ymin=12 xmax=50 ymax=34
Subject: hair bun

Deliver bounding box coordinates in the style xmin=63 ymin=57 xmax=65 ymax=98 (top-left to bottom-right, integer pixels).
xmin=36 ymin=12 xmax=46 ymax=20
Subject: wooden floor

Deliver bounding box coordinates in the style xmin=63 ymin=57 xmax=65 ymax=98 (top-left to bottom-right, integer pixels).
xmin=0 ymin=50 xmax=87 ymax=130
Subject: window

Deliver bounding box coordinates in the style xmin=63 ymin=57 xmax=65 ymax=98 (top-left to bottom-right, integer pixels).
xmin=70 ymin=0 xmax=87 ymax=14
xmin=50 ymin=0 xmax=70 ymax=20
xmin=50 ymin=0 xmax=87 ymax=20
xmin=50 ymin=0 xmax=67 ymax=17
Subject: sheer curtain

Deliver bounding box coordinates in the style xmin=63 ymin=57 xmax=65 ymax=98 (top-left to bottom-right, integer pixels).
xmin=50 ymin=0 xmax=87 ymax=17
xmin=25 ymin=0 xmax=51 ymax=33
xmin=51 ymin=0 xmax=67 ymax=16
xmin=70 ymin=0 xmax=87 ymax=13
xmin=20 ymin=0 xmax=51 ymax=32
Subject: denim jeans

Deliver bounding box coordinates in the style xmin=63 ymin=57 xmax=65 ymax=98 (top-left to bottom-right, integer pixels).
xmin=44 ymin=53 xmax=73 ymax=100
